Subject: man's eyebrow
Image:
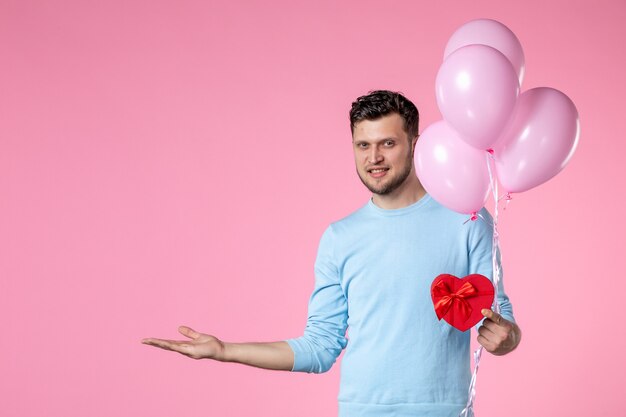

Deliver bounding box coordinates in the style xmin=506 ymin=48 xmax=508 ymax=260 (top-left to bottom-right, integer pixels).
xmin=353 ymin=137 xmax=397 ymax=144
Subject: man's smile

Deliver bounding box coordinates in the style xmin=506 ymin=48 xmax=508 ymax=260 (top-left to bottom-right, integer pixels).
xmin=368 ymin=167 xmax=390 ymax=178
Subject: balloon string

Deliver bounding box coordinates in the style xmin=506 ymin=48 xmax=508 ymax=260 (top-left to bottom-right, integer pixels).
xmin=459 ymin=151 xmax=504 ymax=417
xmin=463 ymin=212 xmax=479 ymax=224
xmin=498 ymin=192 xmax=513 ymax=211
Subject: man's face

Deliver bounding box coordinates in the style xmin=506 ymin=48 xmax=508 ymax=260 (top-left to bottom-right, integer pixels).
xmin=352 ymin=113 xmax=416 ymax=195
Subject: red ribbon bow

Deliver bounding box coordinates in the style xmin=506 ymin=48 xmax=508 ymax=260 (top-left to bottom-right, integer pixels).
xmin=432 ymin=280 xmax=478 ymax=321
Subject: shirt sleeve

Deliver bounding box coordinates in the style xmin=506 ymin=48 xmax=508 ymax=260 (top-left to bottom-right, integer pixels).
xmin=284 ymin=225 xmax=349 ymax=373
xmin=468 ymin=208 xmax=516 ymax=329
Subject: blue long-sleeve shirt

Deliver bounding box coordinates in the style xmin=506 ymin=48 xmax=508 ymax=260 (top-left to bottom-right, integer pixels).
xmin=285 ymin=193 xmax=515 ymax=417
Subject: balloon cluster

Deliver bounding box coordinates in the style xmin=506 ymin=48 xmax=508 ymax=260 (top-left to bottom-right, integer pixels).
xmin=415 ymin=19 xmax=580 ymax=215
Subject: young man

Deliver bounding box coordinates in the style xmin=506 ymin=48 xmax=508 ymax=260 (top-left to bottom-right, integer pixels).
xmin=142 ymin=90 xmax=521 ymax=417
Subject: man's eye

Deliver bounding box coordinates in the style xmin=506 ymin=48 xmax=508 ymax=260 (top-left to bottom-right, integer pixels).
xmin=358 ymin=143 xmax=368 ymax=148
xmin=385 ymin=141 xmax=394 ymax=146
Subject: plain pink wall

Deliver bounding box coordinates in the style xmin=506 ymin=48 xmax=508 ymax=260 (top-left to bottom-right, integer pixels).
xmin=1 ymin=0 xmax=624 ymax=416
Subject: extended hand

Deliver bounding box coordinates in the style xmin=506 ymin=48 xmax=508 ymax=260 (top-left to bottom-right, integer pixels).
xmin=477 ymin=309 xmax=521 ymax=356
xmin=142 ymin=326 xmax=226 ymax=360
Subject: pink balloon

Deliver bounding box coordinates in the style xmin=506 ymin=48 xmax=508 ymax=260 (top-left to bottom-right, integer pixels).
xmin=492 ymin=87 xmax=580 ymax=193
xmin=415 ymin=121 xmax=491 ymax=214
xmin=445 ymin=18 xmax=526 ymax=85
xmin=436 ymin=44 xmax=520 ymax=150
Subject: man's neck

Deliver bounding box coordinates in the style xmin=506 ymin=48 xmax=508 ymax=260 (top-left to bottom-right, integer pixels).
xmin=371 ymin=173 xmax=426 ymax=210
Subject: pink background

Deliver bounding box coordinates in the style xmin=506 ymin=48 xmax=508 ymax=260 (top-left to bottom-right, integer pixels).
xmin=2 ymin=0 xmax=624 ymax=416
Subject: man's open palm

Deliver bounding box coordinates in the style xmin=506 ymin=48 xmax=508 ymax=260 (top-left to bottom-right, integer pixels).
xmin=142 ymin=326 xmax=225 ymax=360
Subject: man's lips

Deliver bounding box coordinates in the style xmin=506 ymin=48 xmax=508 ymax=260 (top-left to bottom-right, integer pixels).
xmin=368 ymin=167 xmax=389 ymax=178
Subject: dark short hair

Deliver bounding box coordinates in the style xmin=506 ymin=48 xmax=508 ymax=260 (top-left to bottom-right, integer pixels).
xmin=349 ymin=90 xmax=419 ymax=140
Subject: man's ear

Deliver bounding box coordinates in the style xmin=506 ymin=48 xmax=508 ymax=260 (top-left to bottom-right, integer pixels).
xmin=412 ymin=135 xmax=419 ymax=151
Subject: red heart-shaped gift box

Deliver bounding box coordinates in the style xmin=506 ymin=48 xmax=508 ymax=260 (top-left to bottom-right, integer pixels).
xmin=430 ymin=273 xmax=495 ymax=332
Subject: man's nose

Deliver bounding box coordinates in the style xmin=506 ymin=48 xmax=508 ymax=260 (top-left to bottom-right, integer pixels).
xmin=368 ymin=148 xmax=383 ymax=164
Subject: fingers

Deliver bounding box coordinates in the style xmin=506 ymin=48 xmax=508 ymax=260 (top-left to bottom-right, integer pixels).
xmin=140 ymin=325 xmax=199 ymax=348
xmin=477 ymin=320 xmax=499 ymax=352
xmin=481 ymin=308 xmax=503 ymax=325
xmin=141 ymin=338 xmax=175 ymax=349
xmin=477 ymin=310 xmax=518 ymax=355
xmin=141 ymin=338 xmax=192 ymax=354
xmin=482 ymin=309 xmax=513 ymax=333
xmin=141 ymin=325 xmax=202 ymax=355
xmin=178 ymin=326 xmax=200 ymax=340
xmin=481 ymin=311 xmax=513 ymax=344
xmin=477 ymin=334 xmax=496 ymax=352
xmin=477 ymin=316 xmax=505 ymax=350
xmin=477 ymin=323 xmax=497 ymax=339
